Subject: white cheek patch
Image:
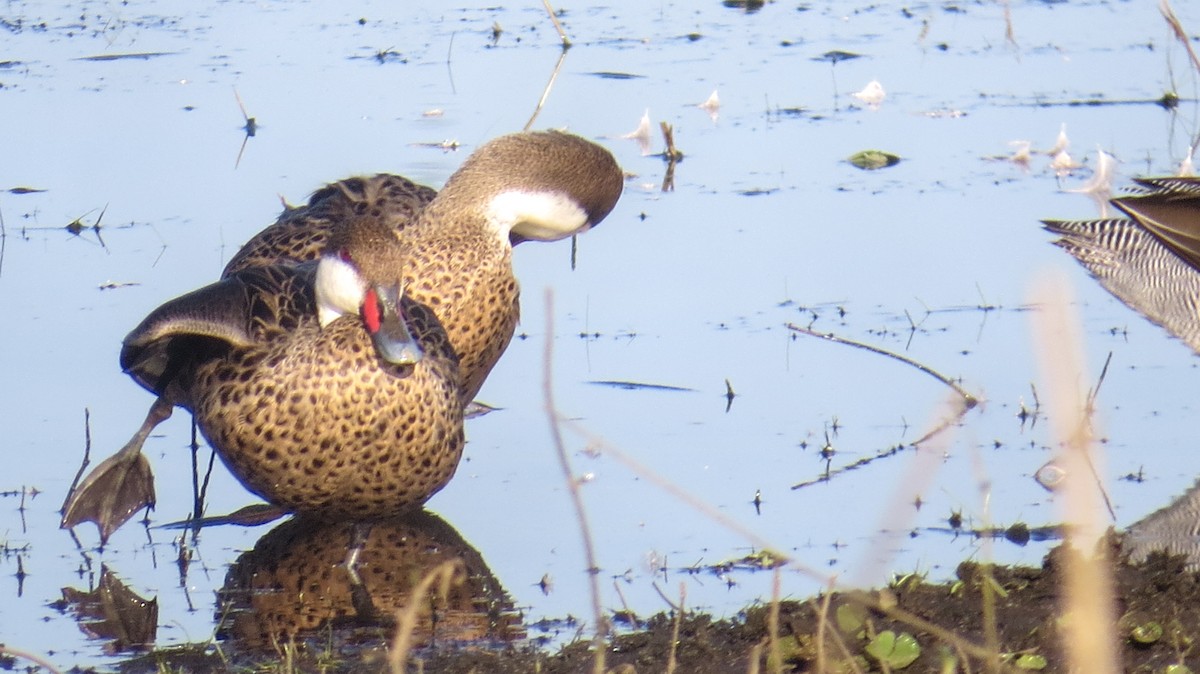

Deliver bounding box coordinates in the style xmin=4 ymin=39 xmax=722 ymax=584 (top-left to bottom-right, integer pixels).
xmin=315 ymin=255 xmax=366 ymax=327
xmin=487 ymin=189 xmax=589 ymax=243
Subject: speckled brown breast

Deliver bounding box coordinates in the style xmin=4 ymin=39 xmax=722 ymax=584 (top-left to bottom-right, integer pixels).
xmin=187 ymin=296 xmax=462 ymax=517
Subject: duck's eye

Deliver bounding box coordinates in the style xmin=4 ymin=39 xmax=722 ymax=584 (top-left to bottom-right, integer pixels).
xmin=339 ymin=249 xmax=353 ymax=263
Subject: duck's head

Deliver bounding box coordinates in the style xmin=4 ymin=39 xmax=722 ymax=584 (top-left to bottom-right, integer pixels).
xmin=316 ymin=216 xmax=424 ymax=366
xmin=434 ymin=130 xmax=625 ymax=245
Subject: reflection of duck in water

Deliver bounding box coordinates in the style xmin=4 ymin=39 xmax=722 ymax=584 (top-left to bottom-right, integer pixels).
xmin=1044 ymin=176 xmax=1200 ymax=352
xmin=61 ymin=131 xmax=625 ymax=543
xmin=1123 ymin=478 xmax=1200 ymax=570
xmin=1046 ymin=177 xmax=1200 ymax=567
xmin=59 ymin=565 xmax=158 ymax=654
xmin=218 ymin=510 xmax=522 ymax=652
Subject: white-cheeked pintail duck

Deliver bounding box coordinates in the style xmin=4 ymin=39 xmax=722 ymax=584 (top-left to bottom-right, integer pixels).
xmin=61 ymin=130 xmax=624 ymax=543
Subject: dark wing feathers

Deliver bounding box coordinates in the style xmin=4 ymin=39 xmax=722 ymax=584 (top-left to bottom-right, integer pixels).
xmin=120 ymin=265 xmax=316 ymax=396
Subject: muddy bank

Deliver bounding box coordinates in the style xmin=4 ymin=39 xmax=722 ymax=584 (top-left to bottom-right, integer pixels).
xmin=88 ymin=538 xmax=1198 ymax=674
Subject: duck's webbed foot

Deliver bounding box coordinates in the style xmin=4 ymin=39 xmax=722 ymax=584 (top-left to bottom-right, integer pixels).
xmin=61 ymin=397 xmax=174 ymax=545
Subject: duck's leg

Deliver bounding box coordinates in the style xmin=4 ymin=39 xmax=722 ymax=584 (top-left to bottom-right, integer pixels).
xmin=61 ymin=397 xmax=174 ymax=545
xmin=343 ymin=522 xmax=381 ymax=620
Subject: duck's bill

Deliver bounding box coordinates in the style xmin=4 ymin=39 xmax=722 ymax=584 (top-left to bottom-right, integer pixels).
xmin=362 ymin=283 xmax=424 ymax=366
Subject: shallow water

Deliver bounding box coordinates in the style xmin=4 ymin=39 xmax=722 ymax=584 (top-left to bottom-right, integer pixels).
xmin=4 ymin=0 xmax=1200 ymax=667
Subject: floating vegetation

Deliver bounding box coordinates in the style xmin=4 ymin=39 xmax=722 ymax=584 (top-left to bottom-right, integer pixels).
xmin=848 ymin=149 xmax=902 ymax=170
xmin=712 ymin=548 xmax=788 ymax=571
xmin=374 ymin=47 xmax=407 ymax=64
xmin=766 ymin=105 xmax=807 ymax=119
xmin=814 ymin=49 xmax=862 ymax=64
xmin=409 ymin=139 xmax=461 ymax=151
xmin=722 ymin=0 xmax=766 ymax=12
xmin=98 ymin=280 xmax=141 ymax=291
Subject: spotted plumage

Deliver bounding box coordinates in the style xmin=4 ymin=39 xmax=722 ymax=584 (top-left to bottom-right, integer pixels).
xmin=61 ymin=130 xmax=625 ymax=542
xmin=218 ymin=512 xmax=521 ymax=649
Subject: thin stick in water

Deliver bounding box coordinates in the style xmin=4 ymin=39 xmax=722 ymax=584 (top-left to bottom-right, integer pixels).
xmin=1161 ymin=0 xmax=1200 ymax=76
xmin=0 ymin=646 xmax=64 ymax=674
xmin=542 ymin=0 xmax=572 ymax=48
xmin=524 ymin=47 xmax=568 ymax=132
xmin=665 ymin=582 xmax=686 ymax=674
xmin=61 ymin=409 xmax=93 ymax=514
xmin=786 ymin=322 xmax=977 ymax=408
xmin=544 ymin=289 xmax=607 ymax=673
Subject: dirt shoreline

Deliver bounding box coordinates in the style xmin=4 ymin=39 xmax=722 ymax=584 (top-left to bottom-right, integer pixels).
xmin=67 ymin=537 xmax=1196 ymax=674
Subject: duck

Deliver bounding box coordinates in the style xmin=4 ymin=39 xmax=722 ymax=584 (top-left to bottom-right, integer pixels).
xmin=61 ymin=130 xmax=625 ymax=543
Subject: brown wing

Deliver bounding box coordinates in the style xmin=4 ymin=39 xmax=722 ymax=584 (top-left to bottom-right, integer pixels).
xmin=223 ymin=174 xmax=437 ymax=277
xmin=120 ymin=264 xmax=316 ymax=397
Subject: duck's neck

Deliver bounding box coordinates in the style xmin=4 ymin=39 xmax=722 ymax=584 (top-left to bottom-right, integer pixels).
xmin=423 ymin=183 xmax=588 ymax=249
xmin=485 ymin=189 xmax=589 ymax=243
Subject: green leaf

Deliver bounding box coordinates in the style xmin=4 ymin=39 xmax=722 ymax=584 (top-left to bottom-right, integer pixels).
xmin=1130 ymin=621 xmax=1163 ymax=645
xmin=865 ymin=630 xmax=921 ymax=669
xmin=1165 ymin=664 xmax=1193 ymax=674
xmin=1015 ymin=653 xmax=1047 ymax=670
xmin=836 ymin=603 xmax=867 ymax=636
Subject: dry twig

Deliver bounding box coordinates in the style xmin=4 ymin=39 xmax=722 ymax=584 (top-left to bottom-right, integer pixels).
xmin=544 ymin=289 xmax=608 ymax=673
xmin=389 ymin=559 xmax=465 ymax=672
xmin=786 ymin=323 xmax=977 ymax=408
xmin=1161 ymin=0 xmax=1200 ymax=75
xmin=0 ymin=646 xmax=64 ymax=674
xmin=542 ymin=0 xmax=571 ymax=48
